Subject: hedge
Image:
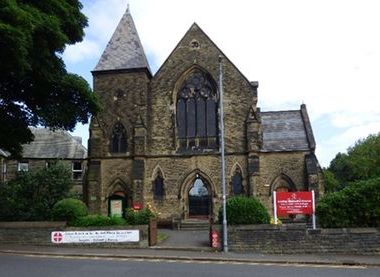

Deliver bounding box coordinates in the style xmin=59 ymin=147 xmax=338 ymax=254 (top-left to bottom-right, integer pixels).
xmin=219 ymin=196 xmax=270 ymax=225
xmin=316 ymin=177 xmax=380 ymax=228
xmin=51 ymin=198 xmax=88 ymax=224
xmin=71 ymin=215 xmax=126 ymax=227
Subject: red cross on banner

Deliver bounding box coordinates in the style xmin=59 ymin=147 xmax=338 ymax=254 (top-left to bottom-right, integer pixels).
xmin=52 ymin=232 xmax=63 ymax=243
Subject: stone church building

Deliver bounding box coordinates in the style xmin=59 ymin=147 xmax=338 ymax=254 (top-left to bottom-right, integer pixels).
xmin=85 ymin=8 xmax=323 ymax=221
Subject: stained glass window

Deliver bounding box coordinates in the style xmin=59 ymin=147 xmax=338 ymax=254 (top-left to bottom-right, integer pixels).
xmin=176 ymin=70 xmax=218 ymax=149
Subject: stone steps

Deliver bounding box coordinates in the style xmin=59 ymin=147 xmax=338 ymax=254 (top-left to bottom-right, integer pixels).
xmin=180 ymin=220 xmax=210 ymax=230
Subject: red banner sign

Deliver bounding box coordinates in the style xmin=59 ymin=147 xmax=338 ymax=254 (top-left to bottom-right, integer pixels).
xmin=275 ymin=192 xmax=313 ymax=216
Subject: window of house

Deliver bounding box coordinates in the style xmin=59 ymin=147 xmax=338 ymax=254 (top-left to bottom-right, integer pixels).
xmin=176 ymin=70 xmax=218 ymax=150
xmin=72 ymin=161 xmax=83 ymax=180
xmin=153 ymin=172 xmax=165 ymax=200
xmin=232 ymin=168 xmax=243 ymax=195
xmin=18 ymin=161 xmax=29 ymax=172
xmin=110 ymin=122 xmax=127 ymax=153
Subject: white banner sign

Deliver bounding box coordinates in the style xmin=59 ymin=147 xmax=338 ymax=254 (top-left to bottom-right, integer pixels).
xmin=51 ymin=230 xmax=139 ymax=244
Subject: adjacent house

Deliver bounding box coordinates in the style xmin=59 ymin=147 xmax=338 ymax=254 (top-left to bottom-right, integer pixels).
xmin=2 ymin=127 xmax=87 ymax=197
xmin=0 ymin=149 xmax=9 ymax=183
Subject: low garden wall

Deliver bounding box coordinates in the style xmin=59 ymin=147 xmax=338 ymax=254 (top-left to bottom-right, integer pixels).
xmin=223 ymin=224 xmax=380 ymax=255
xmin=0 ymin=222 xmax=149 ymax=248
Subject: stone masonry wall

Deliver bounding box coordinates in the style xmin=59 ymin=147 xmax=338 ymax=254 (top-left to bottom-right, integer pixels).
xmin=227 ymin=224 xmax=380 ymax=255
xmin=87 ymin=70 xmax=150 ymax=213
xmin=255 ymin=152 xmax=310 ymax=212
xmin=0 ymin=222 xmax=148 ymax=248
xmin=148 ymin=24 xmax=256 ymax=155
xmin=144 ymin=154 xmax=249 ymax=220
xmin=90 ymin=71 xmax=150 ymax=158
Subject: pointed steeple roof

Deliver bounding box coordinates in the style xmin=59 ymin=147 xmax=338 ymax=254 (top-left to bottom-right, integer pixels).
xmin=94 ymin=7 xmax=151 ymax=73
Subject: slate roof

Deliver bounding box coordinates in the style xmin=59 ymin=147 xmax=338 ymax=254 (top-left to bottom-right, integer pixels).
xmin=0 ymin=149 xmax=9 ymax=157
xmin=261 ymin=110 xmax=311 ymax=152
xmin=93 ymin=7 xmax=151 ymax=73
xmin=21 ymin=128 xmax=87 ymax=159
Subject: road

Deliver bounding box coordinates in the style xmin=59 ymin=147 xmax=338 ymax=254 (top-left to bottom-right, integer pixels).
xmin=0 ymin=254 xmax=379 ymax=277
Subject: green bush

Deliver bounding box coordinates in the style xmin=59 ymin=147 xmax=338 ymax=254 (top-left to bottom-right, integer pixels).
xmin=316 ymin=177 xmax=380 ymax=228
xmin=125 ymin=208 xmax=155 ymax=225
xmin=0 ymin=162 xmax=74 ymax=221
xmin=219 ymin=196 xmax=270 ymax=225
xmin=51 ymin=198 xmax=88 ymax=223
xmin=71 ymin=215 xmax=126 ymax=227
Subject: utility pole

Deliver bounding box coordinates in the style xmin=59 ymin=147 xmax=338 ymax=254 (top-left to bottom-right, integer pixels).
xmin=219 ymin=55 xmax=228 ymax=253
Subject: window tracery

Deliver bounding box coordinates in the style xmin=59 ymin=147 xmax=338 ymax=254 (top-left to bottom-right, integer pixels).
xmin=176 ymin=70 xmax=218 ymax=149
xmin=110 ymin=123 xmax=127 ymax=153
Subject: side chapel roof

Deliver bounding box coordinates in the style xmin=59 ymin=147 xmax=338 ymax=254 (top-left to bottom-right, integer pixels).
xmin=261 ymin=105 xmax=316 ymax=152
xmin=93 ymin=7 xmax=151 ymax=73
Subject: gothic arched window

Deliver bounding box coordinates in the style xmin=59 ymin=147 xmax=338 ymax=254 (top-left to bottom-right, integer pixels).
xmin=153 ymin=171 xmax=165 ymax=200
xmin=110 ymin=123 xmax=127 ymax=153
xmin=176 ymin=70 xmax=218 ymax=149
xmin=232 ymin=168 xmax=243 ymax=195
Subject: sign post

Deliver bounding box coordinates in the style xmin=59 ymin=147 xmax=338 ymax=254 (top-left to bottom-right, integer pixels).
xmin=273 ymin=191 xmax=278 ymax=225
xmin=219 ymin=55 xmax=228 ymax=253
xmin=312 ymin=190 xmax=316 ymax=230
xmin=273 ymin=191 xmax=316 ymax=229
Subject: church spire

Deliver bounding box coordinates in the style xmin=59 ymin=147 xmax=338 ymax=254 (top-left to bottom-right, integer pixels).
xmin=94 ymin=7 xmax=151 ymax=73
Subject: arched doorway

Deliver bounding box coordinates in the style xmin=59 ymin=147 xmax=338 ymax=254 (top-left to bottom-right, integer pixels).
xmin=188 ymin=176 xmax=211 ymax=218
xmin=107 ymin=189 xmax=132 ymax=218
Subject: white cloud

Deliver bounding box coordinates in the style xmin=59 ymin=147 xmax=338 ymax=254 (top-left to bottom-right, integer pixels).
xmin=330 ymin=112 xmax=380 ymax=129
xmin=63 ymin=39 xmax=101 ymax=63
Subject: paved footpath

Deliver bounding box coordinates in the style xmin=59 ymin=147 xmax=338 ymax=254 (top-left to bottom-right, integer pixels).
xmin=0 ymin=243 xmax=379 ymax=267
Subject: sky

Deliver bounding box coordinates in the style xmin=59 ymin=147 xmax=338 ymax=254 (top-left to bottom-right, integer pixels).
xmin=64 ymin=0 xmax=380 ymax=167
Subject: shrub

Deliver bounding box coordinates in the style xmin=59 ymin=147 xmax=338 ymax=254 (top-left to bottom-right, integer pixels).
xmin=70 ymin=215 xmax=126 ymax=227
xmin=51 ymin=198 xmax=88 ymax=224
xmin=125 ymin=208 xmax=155 ymax=225
xmin=0 ymin=162 xmax=74 ymax=221
xmin=316 ymin=177 xmax=380 ymax=228
xmin=219 ymin=196 xmax=270 ymax=225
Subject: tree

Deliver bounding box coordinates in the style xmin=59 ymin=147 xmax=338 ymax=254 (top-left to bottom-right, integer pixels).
xmin=0 ymin=0 xmax=99 ymax=157
xmin=329 ymin=133 xmax=380 ymax=185
xmin=322 ymin=169 xmax=340 ymax=193
xmin=0 ymin=162 xmax=74 ymax=221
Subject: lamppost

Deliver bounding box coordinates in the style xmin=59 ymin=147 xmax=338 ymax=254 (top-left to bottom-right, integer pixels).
xmin=218 ymin=55 xmax=228 ymax=253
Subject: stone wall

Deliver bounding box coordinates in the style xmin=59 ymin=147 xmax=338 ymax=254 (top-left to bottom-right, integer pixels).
xmin=255 ymin=152 xmax=310 ymax=212
xmin=225 ymin=224 xmax=380 ymax=255
xmin=144 ymin=154 xmax=249 ymax=220
xmin=90 ymin=71 xmax=150 ymax=158
xmin=0 ymin=222 xmax=148 ymax=248
xmin=149 ymin=24 xmax=256 ymax=155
